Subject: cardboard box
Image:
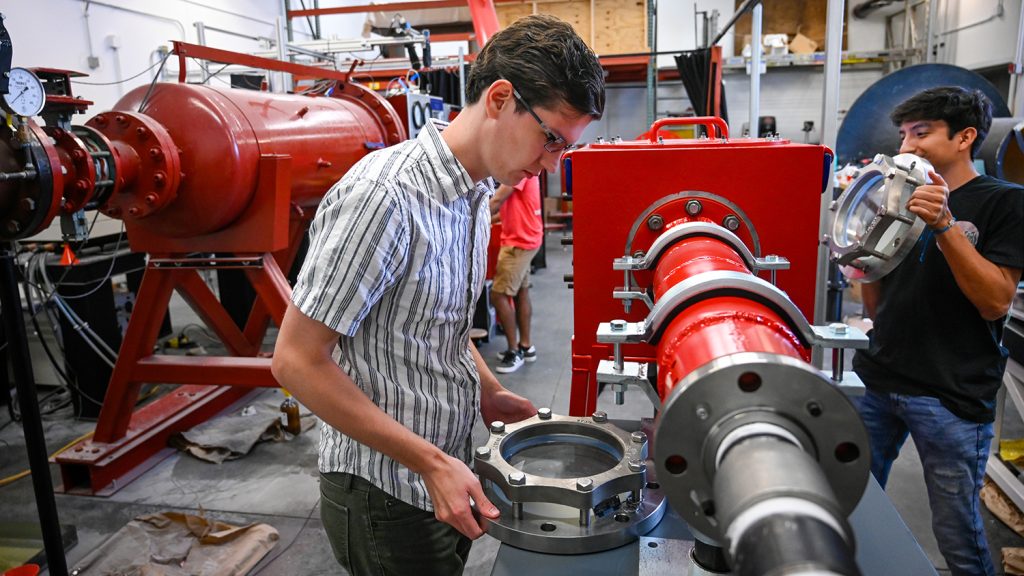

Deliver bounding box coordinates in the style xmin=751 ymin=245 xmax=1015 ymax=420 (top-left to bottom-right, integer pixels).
xmin=789 ymin=32 xmax=818 ymax=54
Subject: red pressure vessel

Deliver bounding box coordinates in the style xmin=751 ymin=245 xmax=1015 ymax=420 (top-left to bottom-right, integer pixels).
xmin=87 ymin=82 xmax=403 ymax=239
xmin=653 ymin=231 xmax=805 ymax=399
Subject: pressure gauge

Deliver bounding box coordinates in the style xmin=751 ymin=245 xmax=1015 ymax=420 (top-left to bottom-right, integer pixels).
xmin=2 ymin=67 xmax=46 ymax=117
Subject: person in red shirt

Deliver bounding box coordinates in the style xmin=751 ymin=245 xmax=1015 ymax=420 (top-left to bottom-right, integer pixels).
xmin=490 ymin=175 xmax=543 ymax=373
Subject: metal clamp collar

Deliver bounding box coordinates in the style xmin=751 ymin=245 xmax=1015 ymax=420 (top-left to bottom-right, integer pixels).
xmin=614 ymin=222 xmax=789 ymax=274
xmin=598 ymin=270 xmax=814 ymax=347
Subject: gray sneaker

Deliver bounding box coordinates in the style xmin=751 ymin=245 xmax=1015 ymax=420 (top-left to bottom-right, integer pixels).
xmin=496 ymin=350 xmax=524 ymax=373
xmin=519 ymin=345 xmax=538 ymax=363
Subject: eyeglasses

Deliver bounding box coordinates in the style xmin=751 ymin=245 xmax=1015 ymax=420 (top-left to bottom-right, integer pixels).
xmin=509 ymin=85 xmax=577 ymax=153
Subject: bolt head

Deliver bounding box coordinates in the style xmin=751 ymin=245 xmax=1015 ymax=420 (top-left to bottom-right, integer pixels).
xmin=828 ymin=322 xmax=848 ymax=335
xmin=128 ymin=206 xmax=140 ymax=215
xmin=592 ymin=411 xmax=608 ymax=423
xmin=695 ymin=404 xmax=710 ymax=420
xmin=610 ymin=319 xmax=627 ymax=332
xmin=508 ymin=471 xmax=526 ymax=486
xmin=115 ymin=115 xmax=127 ymax=125
xmin=628 ymin=459 xmax=645 ymax=472
xmin=153 ymin=172 xmax=166 ymax=187
xmin=631 ymin=431 xmax=647 ymax=444
xmin=490 ymin=421 xmax=506 ymax=434
xmin=685 ymin=199 xmax=703 ymax=216
xmin=723 ymin=215 xmax=741 ymax=231
xmin=647 ymin=214 xmax=664 ymax=231
xmin=475 ymin=446 xmax=491 ymax=459
xmin=576 ymin=477 xmax=594 ymax=491
xmin=537 ymin=407 xmax=552 ymax=420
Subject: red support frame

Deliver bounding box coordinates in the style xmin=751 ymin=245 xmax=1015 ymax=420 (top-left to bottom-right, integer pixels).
xmin=55 ymin=154 xmax=305 ymax=495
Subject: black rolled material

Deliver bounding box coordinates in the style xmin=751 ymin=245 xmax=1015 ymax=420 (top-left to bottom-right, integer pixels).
xmin=733 ymin=514 xmax=859 ymax=576
xmin=692 ymin=538 xmax=731 ymax=573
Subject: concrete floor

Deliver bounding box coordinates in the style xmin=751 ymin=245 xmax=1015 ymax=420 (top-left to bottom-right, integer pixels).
xmin=1 ymin=234 xmax=1023 ymax=574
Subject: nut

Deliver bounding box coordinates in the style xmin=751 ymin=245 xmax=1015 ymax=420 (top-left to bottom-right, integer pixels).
xmin=685 ymin=199 xmax=703 ymax=216
xmin=610 ymin=319 xmax=627 ymax=332
xmin=508 ymin=471 xmax=526 ymax=486
xmin=490 ymin=421 xmax=506 ymax=434
xmin=628 ymin=459 xmax=645 ymax=472
xmin=829 ymin=323 xmax=848 ymax=335
xmin=576 ymin=478 xmax=594 ymax=491
xmin=592 ymin=411 xmax=608 ymax=423
xmin=631 ymin=431 xmax=647 ymax=444
xmin=475 ymin=446 xmax=491 ymax=459
xmin=537 ymin=407 xmax=552 ymax=420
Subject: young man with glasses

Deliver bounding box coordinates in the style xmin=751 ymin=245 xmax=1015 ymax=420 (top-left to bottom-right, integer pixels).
xmin=272 ymin=14 xmax=605 ymax=574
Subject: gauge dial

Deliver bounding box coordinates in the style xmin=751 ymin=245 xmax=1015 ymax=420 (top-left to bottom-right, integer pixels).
xmin=3 ymin=67 xmax=46 ymax=117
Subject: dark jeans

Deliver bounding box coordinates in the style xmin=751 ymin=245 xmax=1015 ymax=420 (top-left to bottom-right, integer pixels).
xmin=320 ymin=472 xmax=472 ymax=575
xmin=854 ymin=389 xmax=994 ymax=576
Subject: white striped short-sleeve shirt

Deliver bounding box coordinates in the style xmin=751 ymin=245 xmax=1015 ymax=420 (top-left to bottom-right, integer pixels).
xmin=292 ymin=120 xmax=493 ymax=511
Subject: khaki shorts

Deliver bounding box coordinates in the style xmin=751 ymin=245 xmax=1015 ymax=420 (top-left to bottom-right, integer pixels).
xmin=492 ymin=245 xmax=539 ymax=296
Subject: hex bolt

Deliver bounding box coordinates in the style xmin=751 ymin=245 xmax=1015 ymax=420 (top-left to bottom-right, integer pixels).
xmin=71 ymin=149 xmax=85 ymax=160
xmin=695 ymin=404 xmax=710 ymax=420
xmin=723 ymin=215 xmax=741 ymax=231
xmin=128 ymin=206 xmax=140 ymax=216
xmin=576 ymin=477 xmax=594 ymax=492
xmin=685 ymin=199 xmax=703 ymax=216
xmin=764 ymin=254 xmax=779 ymax=263
xmin=115 ymin=115 xmax=127 ymax=125
xmin=144 ymin=194 xmax=157 ymax=205
xmin=537 ymin=407 xmax=552 ymax=420
xmin=136 ymin=126 xmax=149 ymax=139
xmin=153 ymin=172 xmax=167 ymax=188
xmin=633 ymin=250 xmax=646 ymax=259
xmin=631 ymin=431 xmax=647 ymax=444
xmin=508 ymin=471 xmax=526 ymax=486
xmin=806 ymin=401 xmax=823 ymax=417
xmin=628 ymin=459 xmax=645 ymax=472
xmin=149 ymin=147 xmax=163 ymax=159
xmin=647 ymin=214 xmax=664 ymax=231
xmin=475 ymin=446 xmax=491 ymax=459
xmin=610 ymin=319 xmax=627 ymax=332
xmin=490 ymin=421 xmax=506 ymax=434
xmin=592 ymin=411 xmax=608 ymax=423
xmin=94 ymin=115 xmax=108 ymax=127
xmin=829 ymin=322 xmax=848 ymax=335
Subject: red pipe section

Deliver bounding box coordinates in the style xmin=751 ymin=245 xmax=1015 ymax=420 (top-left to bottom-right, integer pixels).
xmin=653 ymin=232 xmax=805 ymax=400
xmin=81 ymin=82 xmax=402 ymax=239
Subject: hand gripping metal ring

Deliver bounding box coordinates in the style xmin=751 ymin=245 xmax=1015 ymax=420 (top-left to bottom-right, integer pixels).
xmin=474 ymin=410 xmax=666 ymax=554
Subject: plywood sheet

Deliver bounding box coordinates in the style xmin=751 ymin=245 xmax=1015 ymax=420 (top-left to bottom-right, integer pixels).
xmin=495 ymin=0 xmax=648 ymax=55
xmin=733 ymin=0 xmax=847 ymax=54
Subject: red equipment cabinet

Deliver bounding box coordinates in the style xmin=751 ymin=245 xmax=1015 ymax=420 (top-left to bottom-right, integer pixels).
xmin=564 ymin=118 xmax=832 ymax=415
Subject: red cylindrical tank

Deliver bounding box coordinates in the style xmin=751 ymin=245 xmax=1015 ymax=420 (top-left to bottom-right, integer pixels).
xmin=88 ymin=82 xmax=403 ymax=239
xmin=653 ymin=234 xmax=805 ymax=399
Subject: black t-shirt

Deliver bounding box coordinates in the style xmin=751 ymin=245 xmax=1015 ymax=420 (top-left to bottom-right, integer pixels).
xmin=853 ymin=175 xmax=1024 ymax=423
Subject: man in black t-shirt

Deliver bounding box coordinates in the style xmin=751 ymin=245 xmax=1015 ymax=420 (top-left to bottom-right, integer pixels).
xmin=853 ymin=87 xmax=1024 ymax=576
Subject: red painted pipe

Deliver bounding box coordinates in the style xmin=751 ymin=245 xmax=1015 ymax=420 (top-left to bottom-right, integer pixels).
xmin=653 ymin=232 xmax=804 ymax=399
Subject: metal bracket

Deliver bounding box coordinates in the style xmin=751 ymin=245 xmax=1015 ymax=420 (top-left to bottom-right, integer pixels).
xmin=612 ymin=289 xmax=655 ymax=310
xmin=596 ymin=360 xmax=662 ymax=409
xmin=809 ymin=323 xmax=869 ymax=349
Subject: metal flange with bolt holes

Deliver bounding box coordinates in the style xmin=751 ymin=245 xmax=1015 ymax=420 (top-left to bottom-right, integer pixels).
xmin=652 ymin=351 xmax=870 ymax=542
xmin=474 ymin=410 xmax=666 ymax=554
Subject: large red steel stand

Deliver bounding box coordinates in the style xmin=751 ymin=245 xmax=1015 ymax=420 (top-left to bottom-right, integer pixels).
xmin=37 ymin=46 xmax=407 ymax=494
xmin=564 ymin=118 xmax=832 ymax=415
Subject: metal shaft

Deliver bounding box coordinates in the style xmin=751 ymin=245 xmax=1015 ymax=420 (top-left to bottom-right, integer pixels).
xmin=0 ymin=245 xmax=68 ymax=576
